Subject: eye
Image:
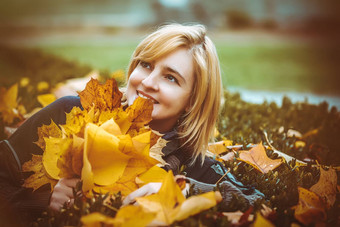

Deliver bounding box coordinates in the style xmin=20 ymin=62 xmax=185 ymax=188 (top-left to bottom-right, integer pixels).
xmin=165 ymin=74 xmax=179 ymax=84
xmin=140 ymin=61 xmax=151 ymax=69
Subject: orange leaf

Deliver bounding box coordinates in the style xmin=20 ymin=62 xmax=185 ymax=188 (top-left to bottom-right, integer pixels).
xmin=238 ymin=143 xmax=282 ymax=174
xmin=310 ymin=167 xmax=337 ymax=209
xmin=126 ymin=97 xmax=153 ymax=136
xmin=78 ymin=78 xmax=122 ymax=111
xmin=294 ymin=186 xmax=326 ymax=225
xmin=22 ymin=154 xmax=57 ymax=191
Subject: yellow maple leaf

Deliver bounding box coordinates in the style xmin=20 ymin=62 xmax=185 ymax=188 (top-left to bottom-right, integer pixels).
xmin=293 ymin=186 xmax=326 ymax=226
xmin=136 ymin=171 xmax=185 ymax=224
xmin=71 ymin=134 xmax=84 ymax=176
xmin=136 ymin=171 xmax=221 ymax=225
xmin=238 ymin=143 xmax=283 ymax=174
xmin=83 ymin=123 xmax=131 ymax=187
xmin=78 ymin=78 xmax=122 ymax=111
xmin=43 ymin=137 xmax=72 ymax=179
xmin=57 ymin=135 xmax=84 ymax=178
xmin=22 ymin=154 xmax=57 ymax=191
xmin=62 ymin=106 xmax=94 ymax=137
xmin=208 ymin=140 xmax=233 ymax=155
xmin=310 ymin=167 xmax=337 ymax=209
xmin=81 ymin=205 xmax=155 ymax=227
xmin=23 ymin=77 xmax=166 ymax=197
xmin=35 ymin=120 xmax=62 ymax=150
xmin=135 ymin=165 xmax=167 ymax=186
xmin=174 ymin=191 xmax=222 ymax=221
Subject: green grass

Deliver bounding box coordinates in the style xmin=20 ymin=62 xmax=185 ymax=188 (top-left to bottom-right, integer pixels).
xmin=215 ymin=42 xmax=340 ymax=94
xmin=17 ymin=39 xmax=340 ymax=95
xmin=41 ymin=43 xmax=138 ymax=74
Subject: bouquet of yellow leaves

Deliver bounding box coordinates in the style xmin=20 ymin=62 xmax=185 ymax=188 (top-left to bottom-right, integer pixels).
xmin=22 ymin=78 xmax=165 ymax=196
xmin=22 ymin=78 xmax=222 ymax=226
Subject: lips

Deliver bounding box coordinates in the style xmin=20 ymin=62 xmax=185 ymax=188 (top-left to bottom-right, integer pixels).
xmin=137 ymin=90 xmax=159 ymax=104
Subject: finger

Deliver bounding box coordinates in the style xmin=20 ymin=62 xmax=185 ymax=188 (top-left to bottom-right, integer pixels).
xmin=122 ymin=185 xmax=150 ymax=206
xmin=59 ymin=178 xmax=80 ymax=188
xmin=49 ymin=194 xmax=69 ymax=212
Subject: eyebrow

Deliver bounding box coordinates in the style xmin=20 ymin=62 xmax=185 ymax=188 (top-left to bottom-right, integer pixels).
xmin=164 ymin=66 xmax=186 ymax=84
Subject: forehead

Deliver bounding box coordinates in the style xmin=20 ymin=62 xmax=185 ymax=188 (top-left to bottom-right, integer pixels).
xmin=155 ymin=48 xmax=194 ymax=79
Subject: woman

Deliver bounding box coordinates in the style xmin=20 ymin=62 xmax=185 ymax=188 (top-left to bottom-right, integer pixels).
xmin=0 ymin=23 xmax=263 ymax=224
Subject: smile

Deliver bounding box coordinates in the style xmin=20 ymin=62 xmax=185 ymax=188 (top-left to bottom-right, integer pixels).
xmin=137 ymin=91 xmax=159 ymax=104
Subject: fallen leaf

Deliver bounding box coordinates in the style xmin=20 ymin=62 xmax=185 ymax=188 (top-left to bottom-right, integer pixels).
xmin=111 ymin=69 xmax=125 ymax=82
xmin=136 ymin=170 xmax=221 ymax=225
xmin=136 ymin=170 xmax=186 ymax=224
xmin=111 ymin=205 xmax=156 ymax=227
xmin=81 ymin=206 xmax=155 ymax=227
xmin=293 ymin=187 xmax=326 ymax=226
xmin=174 ymin=191 xmax=222 ymax=221
xmin=81 ymin=212 xmax=115 ymax=227
xmin=253 ymin=212 xmax=275 ymax=227
xmin=0 ymin=83 xmax=24 ymax=124
xmin=37 ymin=93 xmax=56 ymax=107
xmin=22 ymin=154 xmax=57 ymax=191
xmin=208 ymin=140 xmax=233 ymax=155
xmin=238 ymin=143 xmax=283 ymax=174
xmin=37 ymin=81 xmax=49 ymax=92
xmin=310 ymin=167 xmax=337 ymax=208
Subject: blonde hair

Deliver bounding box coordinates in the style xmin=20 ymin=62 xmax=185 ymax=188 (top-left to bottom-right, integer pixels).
xmin=127 ymin=23 xmax=222 ymax=162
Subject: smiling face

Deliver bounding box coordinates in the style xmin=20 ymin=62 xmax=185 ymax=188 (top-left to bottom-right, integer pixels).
xmin=126 ymin=48 xmax=195 ymax=133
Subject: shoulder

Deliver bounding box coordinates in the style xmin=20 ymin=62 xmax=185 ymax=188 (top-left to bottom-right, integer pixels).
xmin=184 ymin=155 xmax=227 ymax=184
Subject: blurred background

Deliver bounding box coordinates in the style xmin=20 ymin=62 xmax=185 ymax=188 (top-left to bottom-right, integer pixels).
xmin=0 ymin=0 xmax=339 ymax=108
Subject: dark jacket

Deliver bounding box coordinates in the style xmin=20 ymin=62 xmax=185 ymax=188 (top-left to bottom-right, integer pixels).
xmin=0 ymin=96 xmax=264 ymax=226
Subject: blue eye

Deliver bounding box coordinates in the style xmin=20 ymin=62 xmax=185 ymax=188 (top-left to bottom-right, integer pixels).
xmin=165 ymin=75 xmax=178 ymax=84
xmin=140 ymin=61 xmax=151 ymax=69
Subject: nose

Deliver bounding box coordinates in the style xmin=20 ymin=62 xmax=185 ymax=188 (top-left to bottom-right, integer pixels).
xmin=141 ymin=72 xmax=159 ymax=91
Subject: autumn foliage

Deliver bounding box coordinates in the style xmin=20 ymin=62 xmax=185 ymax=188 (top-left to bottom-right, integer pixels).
xmin=1 ymin=76 xmax=339 ymax=226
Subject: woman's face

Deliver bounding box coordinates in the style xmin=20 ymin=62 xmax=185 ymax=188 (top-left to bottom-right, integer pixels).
xmin=126 ymin=48 xmax=194 ymax=133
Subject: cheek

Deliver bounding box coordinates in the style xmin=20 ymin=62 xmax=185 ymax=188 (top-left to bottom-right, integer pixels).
xmin=126 ymin=75 xmax=140 ymax=104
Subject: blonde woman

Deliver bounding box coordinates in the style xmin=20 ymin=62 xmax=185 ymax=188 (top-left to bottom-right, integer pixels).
xmin=0 ymin=23 xmax=263 ymax=223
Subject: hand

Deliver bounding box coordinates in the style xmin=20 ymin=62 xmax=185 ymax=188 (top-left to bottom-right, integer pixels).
xmin=49 ymin=178 xmax=80 ymax=212
xmin=122 ymin=181 xmax=190 ymax=206
xmin=122 ymin=182 xmax=162 ymax=206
